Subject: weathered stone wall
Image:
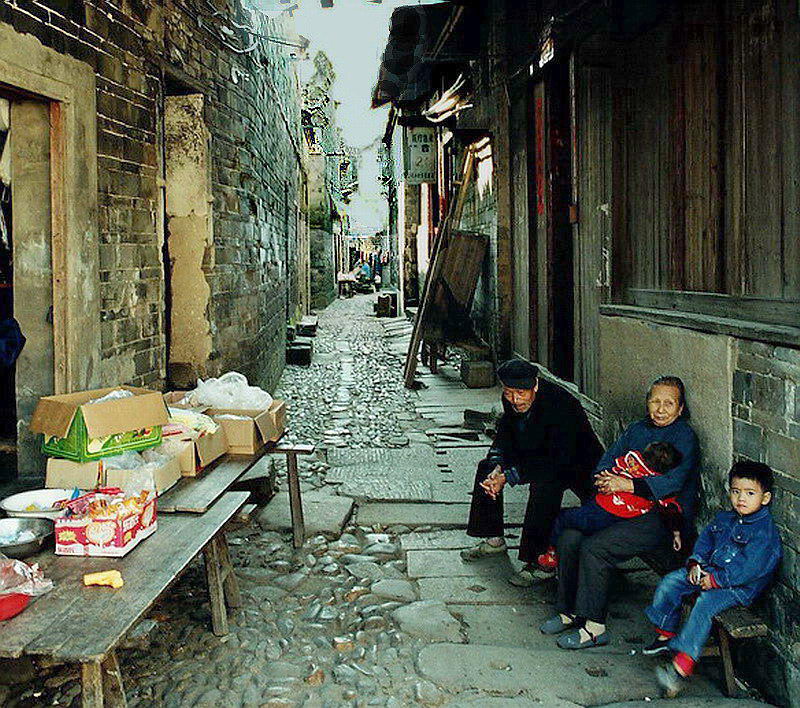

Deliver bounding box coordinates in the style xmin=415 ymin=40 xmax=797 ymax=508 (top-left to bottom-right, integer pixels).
xmin=2 ymin=0 xmax=304 ymax=399
xmin=730 ymin=341 xmax=800 ymax=706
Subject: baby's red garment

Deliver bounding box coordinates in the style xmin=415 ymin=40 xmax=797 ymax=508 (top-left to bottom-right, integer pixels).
xmin=595 ymin=450 xmax=681 ymax=519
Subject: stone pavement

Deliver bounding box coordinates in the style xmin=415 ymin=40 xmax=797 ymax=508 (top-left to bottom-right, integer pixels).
xmin=1 ymin=294 xmax=773 ymax=707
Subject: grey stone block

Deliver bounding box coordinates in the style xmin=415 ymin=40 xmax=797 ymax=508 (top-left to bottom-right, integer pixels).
xmin=460 ymin=361 xmax=495 ymax=388
xmin=733 ymin=419 xmax=764 ymax=461
xmin=751 ymin=373 xmax=785 ymax=411
xmin=766 ymin=432 xmax=800 ymax=475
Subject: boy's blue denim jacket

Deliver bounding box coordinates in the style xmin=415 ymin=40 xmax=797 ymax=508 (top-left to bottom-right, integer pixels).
xmin=689 ymin=506 xmax=782 ymax=604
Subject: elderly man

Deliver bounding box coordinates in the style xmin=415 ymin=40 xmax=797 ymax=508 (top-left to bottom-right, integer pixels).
xmin=461 ymin=359 xmax=603 ymax=586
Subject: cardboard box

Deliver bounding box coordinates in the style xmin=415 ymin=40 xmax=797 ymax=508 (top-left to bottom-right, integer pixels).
xmin=45 ymin=455 xmax=182 ymax=495
xmin=165 ymin=427 xmax=228 ymax=476
xmin=55 ymin=491 xmax=157 ymax=557
xmin=209 ymin=399 xmax=286 ymax=455
xmin=30 ymin=386 xmax=169 ymax=462
xmin=163 ymin=391 xmax=207 ymax=412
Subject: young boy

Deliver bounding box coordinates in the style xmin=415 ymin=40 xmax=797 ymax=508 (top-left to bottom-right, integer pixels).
xmin=537 ymin=442 xmax=684 ymax=570
xmin=644 ymin=460 xmax=782 ymax=697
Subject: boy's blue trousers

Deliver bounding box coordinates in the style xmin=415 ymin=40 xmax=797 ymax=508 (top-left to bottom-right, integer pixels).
xmin=645 ymin=569 xmax=742 ymax=660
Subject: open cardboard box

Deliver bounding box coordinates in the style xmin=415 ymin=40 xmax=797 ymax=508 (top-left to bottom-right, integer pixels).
xmin=163 ymin=391 xmax=208 ymax=412
xmin=30 ymin=386 xmax=169 ymax=462
xmin=165 ymin=428 xmax=228 ymax=476
xmin=45 ymin=455 xmax=182 ymax=495
xmin=208 ymin=399 xmax=286 ymax=455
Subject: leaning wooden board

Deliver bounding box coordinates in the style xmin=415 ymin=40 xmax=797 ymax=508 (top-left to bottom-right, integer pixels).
xmin=158 ymin=453 xmax=267 ymax=513
xmin=0 ymin=491 xmax=249 ymax=662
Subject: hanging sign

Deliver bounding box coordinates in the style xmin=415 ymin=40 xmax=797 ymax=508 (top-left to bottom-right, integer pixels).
xmin=404 ymin=127 xmax=437 ymax=185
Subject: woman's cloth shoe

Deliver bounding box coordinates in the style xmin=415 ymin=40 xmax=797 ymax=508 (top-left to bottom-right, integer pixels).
xmin=460 ymin=540 xmax=507 ymax=562
xmin=642 ymin=637 xmax=673 ymax=656
xmin=556 ymin=628 xmax=610 ymax=650
xmin=536 ymin=547 xmax=558 ymax=571
xmin=655 ymin=664 xmax=685 ymax=698
xmin=539 ymin=615 xmax=578 ymax=635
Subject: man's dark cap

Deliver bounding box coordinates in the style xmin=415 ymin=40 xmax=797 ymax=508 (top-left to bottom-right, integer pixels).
xmin=497 ymin=359 xmax=539 ymax=389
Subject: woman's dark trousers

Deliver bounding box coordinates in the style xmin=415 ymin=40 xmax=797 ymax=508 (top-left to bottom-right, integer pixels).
xmin=466 ymin=459 xmax=593 ymax=563
xmin=555 ymin=510 xmax=672 ymax=623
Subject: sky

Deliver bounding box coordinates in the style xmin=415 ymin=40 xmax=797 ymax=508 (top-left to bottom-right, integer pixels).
xmin=292 ymin=0 xmax=423 ymax=148
xmin=285 ymin=0 xmax=439 ymax=234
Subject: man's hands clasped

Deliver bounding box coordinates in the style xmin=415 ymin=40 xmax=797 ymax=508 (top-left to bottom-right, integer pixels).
xmin=480 ymin=465 xmax=507 ymax=500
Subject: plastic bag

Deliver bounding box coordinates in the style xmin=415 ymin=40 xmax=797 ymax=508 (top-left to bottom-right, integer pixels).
xmin=0 ymin=554 xmax=53 ymax=596
xmin=85 ymin=389 xmax=135 ymax=406
xmin=189 ymin=371 xmax=273 ymax=410
xmin=102 ymin=450 xmax=146 ymax=471
xmin=119 ymin=467 xmax=156 ymax=500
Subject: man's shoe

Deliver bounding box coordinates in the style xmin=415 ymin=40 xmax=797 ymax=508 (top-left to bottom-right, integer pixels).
xmin=556 ymin=628 xmax=610 ymax=650
xmin=643 ymin=637 xmax=673 ymax=656
xmin=655 ymin=664 xmax=685 ymax=698
xmin=460 ymin=541 xmax=507 ymax=562
xmin=540 ymin=614 xmax=578 ymax=635
xmin=508 ymin=565 xmax=553 ymax=587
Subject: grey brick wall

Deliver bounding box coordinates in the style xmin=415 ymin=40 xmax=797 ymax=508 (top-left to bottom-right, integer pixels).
xmin=731 ymin=340 xmax=800 ymax=706
xmin=4 ymin=0 xmax=303 ymax=394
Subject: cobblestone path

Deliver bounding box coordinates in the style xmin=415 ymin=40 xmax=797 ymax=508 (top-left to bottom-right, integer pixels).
xmin=1 ymin=294 xmax=770 ymax=707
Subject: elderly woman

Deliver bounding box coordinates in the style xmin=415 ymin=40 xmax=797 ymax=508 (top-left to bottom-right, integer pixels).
xmin=540 ymin=376 xmax=700 ymax=650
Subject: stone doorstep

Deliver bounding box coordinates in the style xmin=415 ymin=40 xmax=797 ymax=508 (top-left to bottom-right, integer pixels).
xmin=401 ymin=529 xmax=521 ymax=552
xmin=417 ymin=576 xmax=543 ymax=606
xmin=355 ymin=502 xmax=530 ymax=529
xmin=257 ymin=489 xmax=354 ymax=536
xmin=406 ymin=549 xmax=523 ymax=578
xmin=417 ymin=644 xmax=729 ymax=706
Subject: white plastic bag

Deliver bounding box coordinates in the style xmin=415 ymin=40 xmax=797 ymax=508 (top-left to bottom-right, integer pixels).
xmin=190 ymin=371 xmax=273 ymax=410
xmin=85 ymin=389 xmax=135 ymax=406
xmin=0 ymin=554 xmax=53 ymax=596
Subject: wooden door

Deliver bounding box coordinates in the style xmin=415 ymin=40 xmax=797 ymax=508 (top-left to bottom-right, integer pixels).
xmin=572 ymin=60 xmax=612 ymax=399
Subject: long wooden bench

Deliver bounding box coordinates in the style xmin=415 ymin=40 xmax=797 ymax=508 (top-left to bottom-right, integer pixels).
xmin=0 ymin=491 xmax=249 ymax=707
xmin=639 ymin=553 xmax=768 ymax=695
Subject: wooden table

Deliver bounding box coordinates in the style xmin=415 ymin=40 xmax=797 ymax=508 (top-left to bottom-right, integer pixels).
xmin=0 ymin=491 xmax=248 ymax=707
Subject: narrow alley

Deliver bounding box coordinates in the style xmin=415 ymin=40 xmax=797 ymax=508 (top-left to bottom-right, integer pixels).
xmin=3 ymin=294 xmax=772 ymax=707
xmin=0 ymin=1 xmax=797 ymax=706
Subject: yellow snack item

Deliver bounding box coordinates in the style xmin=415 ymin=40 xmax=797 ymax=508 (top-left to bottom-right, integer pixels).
xmin=83 ymin=570 xmax=124 ymax=589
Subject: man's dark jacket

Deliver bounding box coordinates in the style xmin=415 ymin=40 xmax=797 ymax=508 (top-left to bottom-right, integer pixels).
xmin=486 ymin=379 xmax=603 ymax=488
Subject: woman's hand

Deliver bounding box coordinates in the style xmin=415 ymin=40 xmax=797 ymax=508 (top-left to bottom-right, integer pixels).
xmin=672 ymin=531 xmax=682 ymax=552
xmin=594 ymin=471 xmax=634 ymax=494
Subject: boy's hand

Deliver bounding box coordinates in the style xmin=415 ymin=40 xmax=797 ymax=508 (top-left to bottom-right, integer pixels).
xmin=699 ymin=573 xmax=715 ymax=591
xmin=672 ymin=531 xmax=682 ymax=552
xmin=687 ymin=563 xmax=702 ymax=585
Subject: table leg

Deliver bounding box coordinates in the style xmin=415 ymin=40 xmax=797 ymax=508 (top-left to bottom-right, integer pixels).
xmin=101 ymin=651 xmax=127 ymax=707
xmin=286 ymin=451 xmax=305 ymax=549
xmin=217 ymin=534 xmax=243 ymax=608
xmin=203 ymin=536 xmax=228 ymax=636
xmin=81 ymin=661 xmax=104 ymax=708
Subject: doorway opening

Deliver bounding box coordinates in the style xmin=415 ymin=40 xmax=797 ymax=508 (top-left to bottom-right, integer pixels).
xmin=0 ymin=97 xmax=14 ymax=479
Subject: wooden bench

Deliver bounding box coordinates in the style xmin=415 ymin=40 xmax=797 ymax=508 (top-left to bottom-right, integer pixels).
xmin=0 ymin=491 xmax=249 ymax=707
xmin=639 ymin=553 xmax=768 ymax=695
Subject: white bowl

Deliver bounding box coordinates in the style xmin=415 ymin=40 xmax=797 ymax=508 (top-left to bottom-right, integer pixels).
xmin=0 ymin=488 xmax=75 ymax=520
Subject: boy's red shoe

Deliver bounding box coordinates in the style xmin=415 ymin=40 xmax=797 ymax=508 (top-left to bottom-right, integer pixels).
xmin=537 ymin=546 xmax=558 ymax=571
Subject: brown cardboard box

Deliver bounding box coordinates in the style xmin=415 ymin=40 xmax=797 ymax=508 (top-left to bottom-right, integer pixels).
xmin=166 ymin=427 xmax=228 ymax=476
xmin=163 ymin=391 xmax=207 ymax=411
xmin=31 ymin=386 xmax=170 ymax=462
xmin=45 ymin=455 xmax=182 ymax=495
xmin=209 ymin=399 xmax=286 ymax=455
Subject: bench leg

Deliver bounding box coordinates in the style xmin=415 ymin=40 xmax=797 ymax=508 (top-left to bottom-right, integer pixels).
xmin=203 ymin=536 xmax=229 ymax=636
xmin=101 ymin=651 xmax=127 ymax=707
xmin=217 ymin=533 xmax=243 ymax=609
xmin=286 ymin=451 xmax=305 ymax=549
xmin=81 ymin=661 xmax=104 ymax=708
xmin=717 ymin=626 xmax=737 ymax=696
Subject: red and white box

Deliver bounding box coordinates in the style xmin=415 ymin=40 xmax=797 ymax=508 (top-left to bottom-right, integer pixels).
xmin=55 ymin=489 xmax=157 ymax=557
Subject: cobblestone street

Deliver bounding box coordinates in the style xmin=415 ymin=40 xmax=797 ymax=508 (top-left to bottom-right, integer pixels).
xmin=1 ymin=295 xmax=772 ymax=707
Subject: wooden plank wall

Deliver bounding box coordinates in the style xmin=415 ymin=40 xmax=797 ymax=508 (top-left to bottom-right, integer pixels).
xmin=615 ymin=0 xmax=799 ymax=302
xmin=621 ymin=25 xmax=673 ymax=291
